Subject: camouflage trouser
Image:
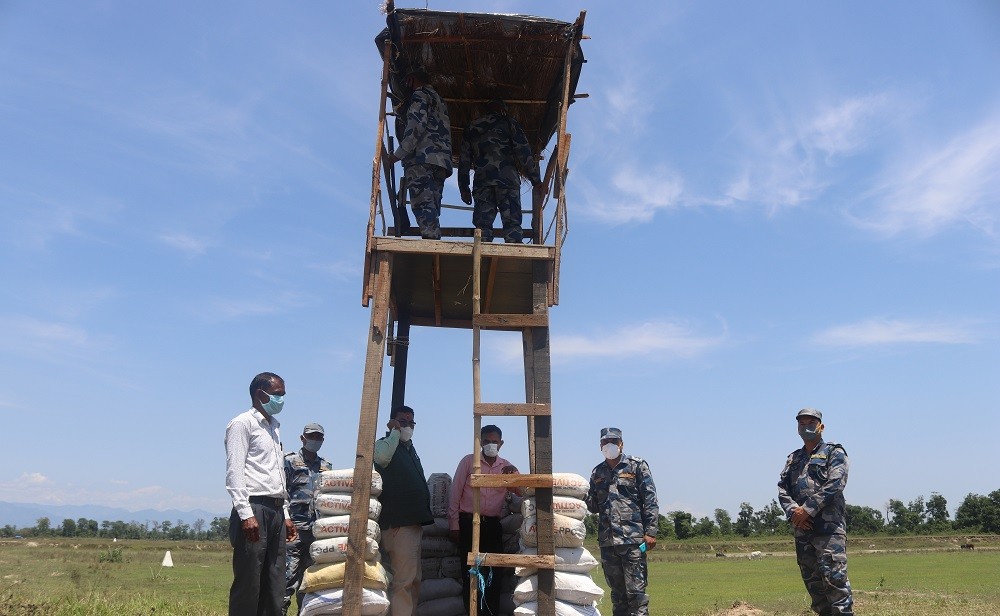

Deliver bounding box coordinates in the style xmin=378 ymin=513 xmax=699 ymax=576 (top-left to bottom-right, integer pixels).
xmin=795 ymin=533 xmax=854 ymax=616
xmin=600 ymin=544 xmax=649 ymax=616
xmin=282 ymin=528 xmax=314 ymax=616
xmin=472 ymin=185 xmax=522 ymax=242
xmin=404 ymin=163 xmax=448 ymax=239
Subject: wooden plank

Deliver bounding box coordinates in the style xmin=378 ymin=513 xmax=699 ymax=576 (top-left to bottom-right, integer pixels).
xmin=470 ymin=473 xmax=553 ymax=489
xmin=484 ymin=256 xmax=498 ymax=314
xmin=343 ymin=251 xmax=392 ymax=616
xmin=470 ymin=231 xmax=483 ymax=616
xmin=474 ymin=313 xmax=549 ymax=329
xmin=432 ymin=254 xmax=442 ymax=326
xmin=464 ymin=553 xmax=556 ymax=568
xmin=372 ymin=236 xmax=554 ymax=259
xmin=474 ymin=402 xmax=551 ymax=417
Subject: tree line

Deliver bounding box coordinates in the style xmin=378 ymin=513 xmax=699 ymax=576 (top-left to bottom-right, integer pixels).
xmin=4 ymin=489 xmax=999 ymax=541
xmin=583 ymin=490 xmax=1000 ymax=539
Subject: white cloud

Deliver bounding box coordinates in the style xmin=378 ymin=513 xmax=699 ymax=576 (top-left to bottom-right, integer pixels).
xmin=489 ymin=319 xmax=725 ymax=365
xmin=582 ymin=163 xmax=684 ymax=223
xmin=0 ymin=315 xmax=89 ymax=352
xmin=159 ymin=232 xmax=210 ymax=257
xmin=855 ymin=117 xmax=1000 ymax=238
xmin=812 ymin=318 xmax=978 ymax=347
xmin=21 ymin=473 xmax=49 ymax=485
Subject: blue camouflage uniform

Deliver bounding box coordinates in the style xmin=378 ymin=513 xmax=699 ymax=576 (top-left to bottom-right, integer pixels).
xmin=282 ymin=449 xmax=332 ymax=615
xmin=458 ymin=111 xmax=541 ymax=243
xmin=393 ymin=84 xmax=452 ymax=240
xmin=778 ymin=439 xmax=854 ymax=616
xmin=585 ymin=449 xmax=659 ymax=616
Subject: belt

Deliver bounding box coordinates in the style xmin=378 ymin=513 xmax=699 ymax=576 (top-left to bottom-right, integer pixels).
xmin=459 ymin=511 xmax=501 ymax=522
xmin=248 ymin=496 xmax=284 ymax=508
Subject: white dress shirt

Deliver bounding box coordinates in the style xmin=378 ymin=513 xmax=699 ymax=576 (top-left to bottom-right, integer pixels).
xmin=225 ymin=407 xmax=289 ymax=520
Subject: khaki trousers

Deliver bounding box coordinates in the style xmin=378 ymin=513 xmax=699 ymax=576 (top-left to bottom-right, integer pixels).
xmin=381 ymin=525 xmax=423 ymax=616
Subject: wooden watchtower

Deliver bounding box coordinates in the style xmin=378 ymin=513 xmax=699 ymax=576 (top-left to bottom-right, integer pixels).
xmin=343 ymin=6 xmax=587 ymax=616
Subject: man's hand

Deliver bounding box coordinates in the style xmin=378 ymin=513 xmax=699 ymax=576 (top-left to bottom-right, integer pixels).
xmin=386 ymin=418 xmax=401 ymax=431
xmin=241 ymin=516 xmax=260 ymax=542
xmin=460 ymin=186 xmax=472 ymax=205
xmin=285 ymin=519 xmax=298 ymax=542
xmin=449 ymin=529 xmax=460 ymax=544
xmin=791 ymin=506 xmax=813 ymax=530
xmin=643 ymin=534 xmax=657 ymax=551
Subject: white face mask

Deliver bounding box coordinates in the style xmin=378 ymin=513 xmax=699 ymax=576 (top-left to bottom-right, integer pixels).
xmin=601 ymin=443 xmax=621 ymax=460
xmin=482 ymin=443 xmax=500 ymax=457
xmin=399 ymin=427 xmax=414 ymax=442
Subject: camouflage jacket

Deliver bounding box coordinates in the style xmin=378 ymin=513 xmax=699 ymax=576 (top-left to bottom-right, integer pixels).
xmin=777 ymin=440 xmax=849 ymax=536
xmin=393 ymin=85 xmax=453 ymax=173
xmin=458 ymin=112 xmax=541 ymax=191
xmin=284 ymin=449 xmax=333 ymax=529
xmin=585 ymin=455 xmax=659 ymax=547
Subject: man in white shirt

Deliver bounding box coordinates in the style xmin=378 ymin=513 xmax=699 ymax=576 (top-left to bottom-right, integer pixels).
xmin=225 ymin=372 xmax=298 ymax=616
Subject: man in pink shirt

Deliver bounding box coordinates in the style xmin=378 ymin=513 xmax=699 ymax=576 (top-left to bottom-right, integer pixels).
xmin=448 ymin=425 xmax=520 ymax=616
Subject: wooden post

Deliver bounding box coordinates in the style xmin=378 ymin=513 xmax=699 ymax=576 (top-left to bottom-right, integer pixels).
xmin=470 ymin=230 xmax=483 ymax=616
xmin=390 ymin=314 xmax=410 ymax=409
xmin=363 ymin=44 xmax=393 ymax=307
xmin=344 ymin=251 xmax=392 ymax=616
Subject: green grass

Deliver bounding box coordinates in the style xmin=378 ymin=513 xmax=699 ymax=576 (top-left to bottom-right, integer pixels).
xmin=2 ymin=536 xmax=999 ymax=615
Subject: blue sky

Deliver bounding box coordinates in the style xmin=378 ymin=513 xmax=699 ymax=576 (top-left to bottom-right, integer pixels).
xmin=1 ymin=1 xmax=998 ymax=524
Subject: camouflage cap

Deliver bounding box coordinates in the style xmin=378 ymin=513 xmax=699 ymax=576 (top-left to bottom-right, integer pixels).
xmin=600 ymin=427 xmax=623 ymax=441
xmin=795 ymin=408 xmax=823 ymax=421
xmin=303 ymin=423 xmax=325 ymax=435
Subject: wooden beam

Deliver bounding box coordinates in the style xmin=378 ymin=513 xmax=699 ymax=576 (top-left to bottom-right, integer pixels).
xmin=470 ymin=473 xmax=553 ymax=489
xmin=372 ymin=236 xmax=554 ymax=259
xmin=474 ymin=313 xmax=549 ymax=329
xmin=484 ymin=256 xmax=498 ymax=315
xmin=474 ymin=403 xmax=551 ymax=417
xmin=464 ymin=553 xmax=556 ymax=568
xmin=432 ymin=254 xmax=442 ymax=326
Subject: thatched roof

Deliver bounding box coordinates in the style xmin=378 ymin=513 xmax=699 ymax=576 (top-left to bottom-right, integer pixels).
xmin=375 ymin=7 xmax=586 ymax=158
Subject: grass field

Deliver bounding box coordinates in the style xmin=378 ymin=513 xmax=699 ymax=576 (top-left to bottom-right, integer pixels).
xmin=1 ymin=535 xmax=998 ymax=615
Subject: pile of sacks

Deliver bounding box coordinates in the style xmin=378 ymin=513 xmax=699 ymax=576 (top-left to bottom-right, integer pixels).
xmin=418 ymin=473 xmax=465 ymax=616
xmin=298 ymin=469 xmax=391 ymax=616
xmin=514 ymin=473 xmax=603 ymax=616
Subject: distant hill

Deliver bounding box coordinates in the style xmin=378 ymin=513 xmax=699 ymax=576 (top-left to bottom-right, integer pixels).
xmin=0 ymin=500 xmax=222 ymax=530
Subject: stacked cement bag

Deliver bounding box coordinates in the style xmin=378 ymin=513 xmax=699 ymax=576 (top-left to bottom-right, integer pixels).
xmin=418 ymin=472 xmax=464 ymax=616
xmin=300 ymin=469 xmax=389 ymax=616
xmin=497 ymin=493 xmax=525 ymax=616
xmin=514 ymin=473 xmax=602 ymax=616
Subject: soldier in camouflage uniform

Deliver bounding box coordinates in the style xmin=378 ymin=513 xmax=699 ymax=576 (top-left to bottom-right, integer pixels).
xmin=458 ymin=99 xmax=543 ymax=243
xmin=282 ymin=423 xmax=333 ymax=615
xmin=585 ymin=427 xmax=659 ymax=616
xmin=387 ymin=68 xmax=452 ymax=240
xmin=778 ymin=408 xmax=854 ymax=616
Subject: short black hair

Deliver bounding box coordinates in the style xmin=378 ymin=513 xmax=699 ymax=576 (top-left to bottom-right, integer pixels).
xmin=250 ymin=372 xmax=282 ymax=399
xmin=390 ymin=405 xmax=415 ymax=419
xmin=481 ymin=424 xmax=502 ymax=439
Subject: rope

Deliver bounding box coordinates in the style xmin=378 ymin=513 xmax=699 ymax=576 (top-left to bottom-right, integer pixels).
xmin=467 ymin=553 xmax=493 ymax=611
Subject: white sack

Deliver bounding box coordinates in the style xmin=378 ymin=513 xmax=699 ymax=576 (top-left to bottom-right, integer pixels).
xmin=315 ymin=469 xmax=383 ymax=497
xmin=515 ymin=546 xmax=599 ymax=577
xmin=439 ymin=556 xmax=463 ymax=579
xmin=427 ymin=473 xmax=452 ymax=518
xmin=312 ymin=515 xmax=382 ymax=543
xmin=310 ymin=536 xmax=380 ymax=565
xmin=514 ymin=600 xmax=600 ymax=616
xmin=519 ymin=514 xmax=586 ymax=548
xmin=521 ymin=496 xmax=588 ymax=521
xmin=314 ymin=494 xmax=382 ymax=520
xmin=523 ymin=473 xmax=589 ymax=500
xmin=513 ymin=572 xmax=604 ymax=606
xmin=299 ymin=588 xmax=390 ymax=616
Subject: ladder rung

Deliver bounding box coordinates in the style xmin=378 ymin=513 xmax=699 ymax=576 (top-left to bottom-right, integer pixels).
xmin=465 ymin=552 xmax=555 ymax=568
xmin=473 ymin=313 xmax=549 ymax=329
xmin=471 ymin=473 xmax=552 ymax=489
xmin=475 ymin=403 xmax=551 ymax=417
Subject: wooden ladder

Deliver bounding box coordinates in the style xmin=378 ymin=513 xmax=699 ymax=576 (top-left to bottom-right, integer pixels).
xmin=468 ymin=231 xmax=557 ymax=616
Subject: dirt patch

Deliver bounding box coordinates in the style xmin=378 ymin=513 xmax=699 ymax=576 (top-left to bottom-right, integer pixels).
xmin=713 ymin=601 xmax=767 ymax=616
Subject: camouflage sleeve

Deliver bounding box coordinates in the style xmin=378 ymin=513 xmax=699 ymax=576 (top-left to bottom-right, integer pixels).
xmin=393 ymin=90 xmax=430 ymax=160
xmin=511 ymin=119 xmax=541 ymax=184
xmin=458 ymin=127 xmax=473 ymax=190
xmin=802 ymin=446 xmax=849 ymax=517
xmin=584 ymin=466 xmax=601 ymax=514
xmin=637 ymin=459 xmax=659 ymax=537
xmin=777 ymin=452 xmax=798 ymax=517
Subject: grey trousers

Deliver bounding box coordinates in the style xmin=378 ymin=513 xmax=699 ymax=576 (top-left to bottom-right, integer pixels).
xmin=229 ymin=503 xmax=286 ymax=616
